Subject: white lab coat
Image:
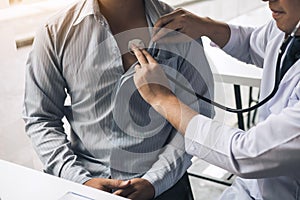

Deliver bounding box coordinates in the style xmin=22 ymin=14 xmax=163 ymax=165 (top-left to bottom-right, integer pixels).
xmin=185 ymin=20 xmax=300 ymax=199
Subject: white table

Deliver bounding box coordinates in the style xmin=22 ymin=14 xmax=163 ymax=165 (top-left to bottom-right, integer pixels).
xmin=201 ymin=34 xmax=263 ymax=90
xmin=0 ymin=159 xmax=128 ymax=200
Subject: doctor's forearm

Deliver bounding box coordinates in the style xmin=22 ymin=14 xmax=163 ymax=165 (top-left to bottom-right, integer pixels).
xmin=151 ymin=94 xmax=198 ymax=135
xmin=203 ymin=17 xmax=231 ymax=48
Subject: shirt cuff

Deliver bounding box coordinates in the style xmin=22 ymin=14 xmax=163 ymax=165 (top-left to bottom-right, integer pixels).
xmin=185 ymin=114 xmax=213 ymax=158
xmin=142 ymin=171 xmax=164 ymax=198
xmin=59 ymin=161 xmax=92 ymax=184
xmin=141 ymin=154 xmax=192 ymax=197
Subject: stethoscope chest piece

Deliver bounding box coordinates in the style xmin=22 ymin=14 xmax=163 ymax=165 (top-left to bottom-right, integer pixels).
xmin=128 ymin=39 xmax=146 ymax=55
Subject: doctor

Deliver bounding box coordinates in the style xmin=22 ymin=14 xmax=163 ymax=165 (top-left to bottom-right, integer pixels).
xmin=132 ymin=0 xmax=300 ymax=199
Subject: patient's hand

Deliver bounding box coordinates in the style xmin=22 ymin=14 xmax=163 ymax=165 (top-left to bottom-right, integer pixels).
xmin=84 ymin=178 xmax=130 ymax=193
xmin=113 ymin=178 xmax=155 ymax=200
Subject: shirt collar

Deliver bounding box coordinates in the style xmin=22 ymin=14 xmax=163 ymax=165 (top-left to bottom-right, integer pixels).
xmin=73 ymin=0 xmax=164 ymax=27
xmin=144 ymin=0 xmax=166 ymax=25
xmin=73 ymin=0 xmax=102 ymax=26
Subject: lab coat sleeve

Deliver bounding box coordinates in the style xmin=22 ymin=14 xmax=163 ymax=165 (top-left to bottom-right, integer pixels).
xmin=185 ymin=101 xmax=300 ymax=178
xmin=223 ymin=20 xmax=276 ymax=68
xmin=22 ymin=25 xmax=92 ymax=184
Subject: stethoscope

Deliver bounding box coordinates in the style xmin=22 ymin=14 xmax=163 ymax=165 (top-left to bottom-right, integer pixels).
xmin=128 ymin=19 xmax=300 ymax=114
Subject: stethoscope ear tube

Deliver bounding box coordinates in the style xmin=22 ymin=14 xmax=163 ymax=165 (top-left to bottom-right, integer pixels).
xmin=291 ymin=20 xmax=300 ymax=37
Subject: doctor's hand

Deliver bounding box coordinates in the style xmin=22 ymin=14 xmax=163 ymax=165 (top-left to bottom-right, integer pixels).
xmin=113 ymin=178 xmax=155 ymax=200
xmin=83 ymin=178 xmax=130 ymax=193
xmin=152 ymin=8 xmax=230 ymax=47
xmin=152 ymin=8 xmax=208 ymax=43
xmin=133 ymin=46 xmax=198 ymax=135
xmin=132 ymin=47 xmax=174 ymax=106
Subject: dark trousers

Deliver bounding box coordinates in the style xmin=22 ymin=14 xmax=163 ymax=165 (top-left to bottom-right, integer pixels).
xmin=154 ymin=173 xmax=194 ymax=200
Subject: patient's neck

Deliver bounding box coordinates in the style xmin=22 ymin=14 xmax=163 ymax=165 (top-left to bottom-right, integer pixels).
xmin=98 ymin=0 xmax=149 ymax=72
xmin=98 ymin=0 xmax=145 ymax=22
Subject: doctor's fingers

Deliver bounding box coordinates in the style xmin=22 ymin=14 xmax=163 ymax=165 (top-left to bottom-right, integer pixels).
xmin=153 ymin=8 xmax=186 ymax=34
xmin=153 ymin=8 xmax=191 ymax=41
xmin=133 ymin=48 xmax=158 ymax=66
xmin=140 ymin=49 xmax=158 ymax=64
xmin=153 ymin=20 xmax=184 ymax=42
xmin=154 ymin=32 xmax=194 ymax=44
xmin=132 ymin=47 xmax=148 ymax=65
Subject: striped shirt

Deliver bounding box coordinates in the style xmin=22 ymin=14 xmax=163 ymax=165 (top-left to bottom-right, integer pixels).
xmin=23 ymin=0 xmax=214 ymax=196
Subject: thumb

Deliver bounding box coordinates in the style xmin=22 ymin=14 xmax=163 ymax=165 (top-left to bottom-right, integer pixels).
xmin=104 ymin=179 xmax=131 ymax=189
xmin=119 ymin=180 xmax=131 ymax=188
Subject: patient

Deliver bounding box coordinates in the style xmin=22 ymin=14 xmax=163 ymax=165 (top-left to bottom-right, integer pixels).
xmin=23 ymin=0 xmax=214 ymax=199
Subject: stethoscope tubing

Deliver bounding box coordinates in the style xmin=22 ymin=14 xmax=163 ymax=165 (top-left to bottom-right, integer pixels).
xmin=145 ymin=35 xmax=295 ymax=114
xmin=132 ymin=9 xmax=299 ymax=114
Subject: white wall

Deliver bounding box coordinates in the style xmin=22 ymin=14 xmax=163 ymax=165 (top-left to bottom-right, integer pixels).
xmin=0 ymin=0 xmax=9 ymax=9
xmin=182 ymin=0 xmax=265 ymax=21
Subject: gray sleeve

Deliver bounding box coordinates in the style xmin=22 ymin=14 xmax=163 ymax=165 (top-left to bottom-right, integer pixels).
xmin=22 ymin=24 xmax=91 ymax=184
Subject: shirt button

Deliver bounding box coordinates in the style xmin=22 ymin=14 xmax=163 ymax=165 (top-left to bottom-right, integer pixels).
xmin=189 ymin=143 xmax=196 ymax=151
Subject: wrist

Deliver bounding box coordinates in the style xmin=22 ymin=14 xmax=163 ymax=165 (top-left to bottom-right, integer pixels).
xmin=204 ymin=17 xmax=230 ymax=48
xmin=151 ymin=93 xmax=178 ymax=118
